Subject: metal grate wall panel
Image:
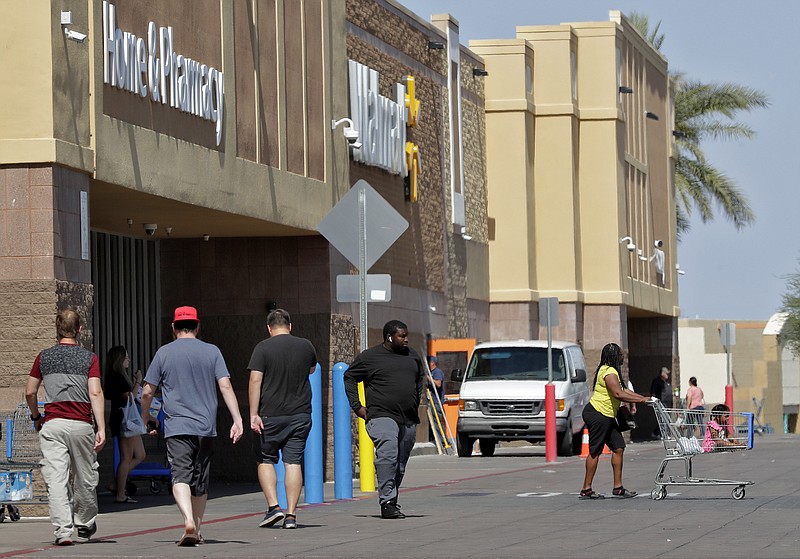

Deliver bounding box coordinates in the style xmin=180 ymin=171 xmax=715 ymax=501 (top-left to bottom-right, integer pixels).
xmin=91 ymin=232 xmax=161 ymax=378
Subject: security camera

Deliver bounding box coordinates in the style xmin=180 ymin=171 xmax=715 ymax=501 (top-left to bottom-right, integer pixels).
xmin=343 ymin=126 xmax=360 ymax=146
xmin=619 ymin=236 xmax=635 ymax=252
xmin=654 ymin=239 xmax=663 ymax=248
xmin=331 ymin=118 xmax=362 ymax=149
xmin=143 ymin=223 xmax=157 ymax=236
xmin=64 ymin=28 xmax=87 ymax=42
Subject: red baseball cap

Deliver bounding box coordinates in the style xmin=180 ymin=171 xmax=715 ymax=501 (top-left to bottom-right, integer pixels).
xmin=173 ymin=306 xmax=199 ymax=323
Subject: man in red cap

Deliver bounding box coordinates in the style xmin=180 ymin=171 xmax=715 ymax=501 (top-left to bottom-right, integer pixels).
xmin=141 ymin=306 xmax=243 ymax=547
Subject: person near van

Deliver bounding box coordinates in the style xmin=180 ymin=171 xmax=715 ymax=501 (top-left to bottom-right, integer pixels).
xmin=141 ymin=306 xmax=244 ymax=547
xmin=650 ymin=367 xmax=673 ymax=407
xmin=344 ymin=320 xmax=424 ymax=519
xmin=247 ymin=309 xmax=318 ymax=530
xmin=428 ymin=356 xmax=445 ymax=416
xmin=580 ymin=343 xmax=651 ymax=500
xmin=649 ymin=367 xmax=673 ymax=438
xmin=684 ymin=376 xmax=706 ymax=436
xmin=103 ymin=345 xmax=145 ymax=503
xmin=25 ymin=309 xmax=106 ymax=546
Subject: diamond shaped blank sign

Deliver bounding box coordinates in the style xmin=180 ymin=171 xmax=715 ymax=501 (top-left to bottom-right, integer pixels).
xmin=317 ymin=180 xmax=408 ymax=272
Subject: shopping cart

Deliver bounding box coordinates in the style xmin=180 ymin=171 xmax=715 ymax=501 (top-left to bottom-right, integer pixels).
xmin=751 ymin=396 xmax=772 ymax=434
xmin=649 ymin=400 xmax=754 ymax=501
xmin=1 ymin=405 xmax=47 ymax=523
xmin=113 ymin=402 xmax=171 ymax=495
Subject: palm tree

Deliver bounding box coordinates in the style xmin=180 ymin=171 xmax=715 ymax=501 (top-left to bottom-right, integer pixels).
xmin=628 ymin=13 xmax=770 ymax=236
xmin=781 ymin=260 xmax=800 ymax=357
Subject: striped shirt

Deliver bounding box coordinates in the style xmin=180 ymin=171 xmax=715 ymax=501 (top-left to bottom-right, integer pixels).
xmin=30 ymin=343 xmax=101 ymax=424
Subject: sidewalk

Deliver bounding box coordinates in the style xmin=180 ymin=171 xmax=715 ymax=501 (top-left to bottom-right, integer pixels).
xmin=2 ymin=435 xmax=798 ymax=558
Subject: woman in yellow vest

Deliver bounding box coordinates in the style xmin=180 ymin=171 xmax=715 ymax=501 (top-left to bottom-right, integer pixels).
xmin=579 ymin=343 xmax=652 ymax=499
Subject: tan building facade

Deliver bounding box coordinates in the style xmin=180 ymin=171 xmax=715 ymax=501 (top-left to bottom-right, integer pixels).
xmin=679 ymin=316 xmax=799 ymax=434
xmin=470 ymin=11 xmax=679 ymax=395
xmin=0 ymin=0 xmax=489 ymax=481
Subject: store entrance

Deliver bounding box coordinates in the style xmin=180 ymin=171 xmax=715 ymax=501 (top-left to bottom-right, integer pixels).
xmin=91 ymin=232 xmax=162 ymax=374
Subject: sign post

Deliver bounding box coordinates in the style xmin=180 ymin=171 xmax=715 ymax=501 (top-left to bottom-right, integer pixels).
xmin=319 ymin=180 xmax=408 ymax=493
xmin=539 ymin=297 xmax=559 ymax=462
xmin=318 ymin=179 xmax=408 ymax=351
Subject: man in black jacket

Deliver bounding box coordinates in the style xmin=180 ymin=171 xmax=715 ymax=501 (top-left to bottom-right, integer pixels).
xmin=344 ymin=320 xmax=424 ymax=519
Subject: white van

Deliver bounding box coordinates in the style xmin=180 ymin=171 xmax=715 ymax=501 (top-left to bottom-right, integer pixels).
xmin=453 ymin=340 xmax=589 ymax=457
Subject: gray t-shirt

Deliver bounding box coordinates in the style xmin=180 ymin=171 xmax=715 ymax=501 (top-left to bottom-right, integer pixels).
xmin=145 ymin=337 xmax=230 ymax=438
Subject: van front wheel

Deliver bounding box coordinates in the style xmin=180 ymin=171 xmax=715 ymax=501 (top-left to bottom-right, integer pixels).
xmin=479 ymin=439 xmax=496 ymax=457
xmin=557 ymin=421 xmax=575 ymax=457
xmin=456 ymin=432 xmax=473 ymax=457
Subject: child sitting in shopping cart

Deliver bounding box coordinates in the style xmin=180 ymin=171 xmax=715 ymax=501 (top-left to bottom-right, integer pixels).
xmin=702 ymin=404 xmax=740 ymax=452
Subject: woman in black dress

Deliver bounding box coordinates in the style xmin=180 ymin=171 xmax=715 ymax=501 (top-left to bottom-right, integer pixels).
xmin=104 ymin=345 xmax=145 ymax=503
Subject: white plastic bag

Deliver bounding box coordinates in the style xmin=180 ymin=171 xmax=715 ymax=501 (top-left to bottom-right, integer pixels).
xmin=120 ymin=394 xmax=146 ymax=438
xmin=678 ymin=436 xmax=702 ymax=454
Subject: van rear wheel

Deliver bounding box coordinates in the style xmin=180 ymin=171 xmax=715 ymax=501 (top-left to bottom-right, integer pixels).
xmin=456 ymin=432 xmax=473 ymax=457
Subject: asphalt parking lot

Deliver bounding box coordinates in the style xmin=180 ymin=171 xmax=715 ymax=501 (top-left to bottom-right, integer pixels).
xmin=1 ymin=434 xmax=798 ymax=558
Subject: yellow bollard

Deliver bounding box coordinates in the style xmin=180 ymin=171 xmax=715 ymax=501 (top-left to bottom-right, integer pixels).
xmin=357 ymin=382 xmax=376 ymax=492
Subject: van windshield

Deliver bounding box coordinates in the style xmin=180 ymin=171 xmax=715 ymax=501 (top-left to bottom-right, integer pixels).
xmin=465 ymin=347 xmax=567 ymax=381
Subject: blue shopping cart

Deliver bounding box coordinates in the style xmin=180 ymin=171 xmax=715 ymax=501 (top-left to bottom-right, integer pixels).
xmin=113 ymin=403 xmax=171 ymax=496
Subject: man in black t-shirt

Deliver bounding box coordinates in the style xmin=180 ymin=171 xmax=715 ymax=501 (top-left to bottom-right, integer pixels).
xmin=650 ymin=367 xmax=673 ymax=407
xmin=247 ymin=309 xmax=317 ymax=530
xmin=650 ymin=366 xmax=673 ymax=438
xmin=344 ymin=320 xmax=424 ymax=519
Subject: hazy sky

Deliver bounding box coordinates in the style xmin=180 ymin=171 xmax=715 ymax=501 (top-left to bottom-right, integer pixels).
xmin=397 ymin=0 xmax=799 ymax=321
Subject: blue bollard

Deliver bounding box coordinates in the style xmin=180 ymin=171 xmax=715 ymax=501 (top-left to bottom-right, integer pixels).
xmin=6 ymin=418 xmax=12 ymax=460
xmin=303 ymin=363 xmax=324 ymax=503
xmin=275 ymin=452 xmax=287 ymax=510
xmin=332 ymin=362 xmax=353 ymax=499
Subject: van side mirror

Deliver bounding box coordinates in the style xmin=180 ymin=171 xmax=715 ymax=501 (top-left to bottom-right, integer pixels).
xmin=451 ymin=368 xmax=464 ymax=382
xmin=572 ymin=368 xmax=587 ymax=383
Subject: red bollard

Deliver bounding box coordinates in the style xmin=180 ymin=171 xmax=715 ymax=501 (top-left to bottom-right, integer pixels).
xmin=725 ymin=384 xmax=734 ymax=415
xmin=545 ymin=383 xmax=556 ymax=462
xmin=725 ymin=384 xmax=734 ymax=436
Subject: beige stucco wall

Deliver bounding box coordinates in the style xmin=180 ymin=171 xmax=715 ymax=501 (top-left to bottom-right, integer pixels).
xmin=472 ymin=12 xmax=678 ymax=320
xmin=0 ymin=1 xmax=93 ymax=169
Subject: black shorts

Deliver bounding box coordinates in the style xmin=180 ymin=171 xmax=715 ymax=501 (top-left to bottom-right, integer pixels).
xmin=255 ymin=413 xmax=312 ymax=465
xmin=582 ymin=403 xmax=625 ymax=456
xmin=166 ymin=435 xmax=214 ymax=496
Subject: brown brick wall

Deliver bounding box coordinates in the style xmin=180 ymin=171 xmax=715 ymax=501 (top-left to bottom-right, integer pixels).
xmin=0 ymin=164 xmax=92 ymax=285
xmin=0 ymin=280 xmax=57 ymax=407
xmin=0 ymin=163 xmax=94 ymax=408
xmin=346 ymin=0 xmax=447 ymax=76
xmin=346 ymin=0 xmax=489 ymax=340
xmin=581 ymin=305 xmax=627 ymax=371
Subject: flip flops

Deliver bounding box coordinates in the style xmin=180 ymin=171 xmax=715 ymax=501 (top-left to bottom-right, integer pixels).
xmin=114 ymin=496 xmax=137 ymax=504
xmin=579 ymin=488 xmax=604 ymax=500
xmin=177 ymin=531 xmax=199 ymax=547
xmin=611 ymin=486 xmax=638 ymax=498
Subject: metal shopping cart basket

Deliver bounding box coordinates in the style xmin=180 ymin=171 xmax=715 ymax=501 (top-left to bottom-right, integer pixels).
xmin=1 ymin=404 xmax=47 ymax=523
xmin=649 ymin=400 xmax=754 ymax=501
